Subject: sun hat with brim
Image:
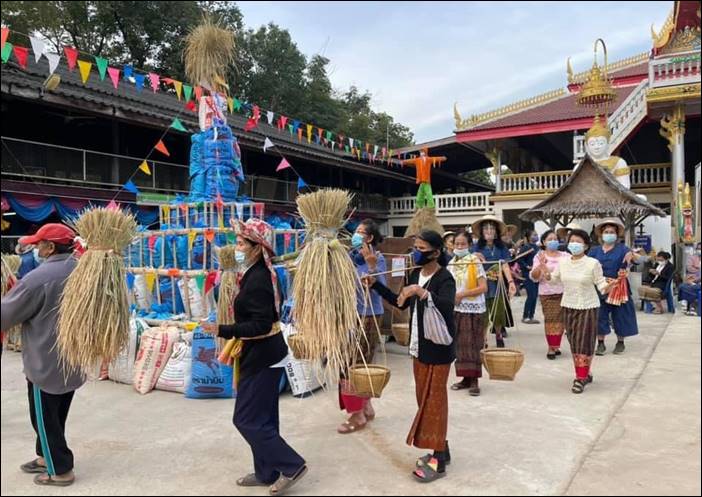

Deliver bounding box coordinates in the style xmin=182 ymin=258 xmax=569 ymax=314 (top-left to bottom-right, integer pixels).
xmin=595 ymin=218 xmax=625 ymax=239
xmin=472 ymin=215 xmax=507 ymax=238
xmin=19 ymin=223 xmax=76 ymax=246
xmin=443 ymin=231 xmax=456 ymax=239
xmin=505 ymin=224 xmax=518 ymax=236
xmin=556 ymin=222 xmax=583 ymax=239
xmin=231 ymin=218 xmax=276 ymax=257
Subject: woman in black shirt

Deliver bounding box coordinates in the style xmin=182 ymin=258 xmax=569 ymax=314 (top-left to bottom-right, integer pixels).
xmin=202 ymin=218 xmax=307 ymax=495
xmin=364 ymin=230 xmax=456 ymax=483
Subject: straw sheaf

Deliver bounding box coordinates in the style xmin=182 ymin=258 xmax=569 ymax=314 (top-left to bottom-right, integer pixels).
xmin=216 ymin=245 xmax=239 ymax=326
xmin=292 ymin=189 xmax=364 ymax=382
xmin=56 ymin=207 xmax=138 ymax=376
xmin=405 ymin=208 xmax=444 ymax=237
xmin=2 ymin=253 xmax=21 ymax=276
xmin=184 ymin=19 xmax=236 ymax=93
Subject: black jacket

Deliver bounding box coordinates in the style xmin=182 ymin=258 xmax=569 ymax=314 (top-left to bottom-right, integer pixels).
xmin=373 ymin=267 xmax=456 ymax=365
xmin=218 ymin=259 xmax=287 ymax=378
xmin=651 ymin=261 xmax=674 ymax=291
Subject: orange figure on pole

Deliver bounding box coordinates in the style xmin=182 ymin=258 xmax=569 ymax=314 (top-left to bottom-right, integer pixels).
xmin=401 ymin=148 xmax=447 ymax=209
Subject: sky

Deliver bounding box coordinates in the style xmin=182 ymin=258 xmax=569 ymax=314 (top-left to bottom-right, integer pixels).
xmin=236 ymin=0 xmax=671 ymax=143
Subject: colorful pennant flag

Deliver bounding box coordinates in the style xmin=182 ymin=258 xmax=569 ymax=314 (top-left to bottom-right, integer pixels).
xmin=123 ymin=180 xmax=139 ymax=194
xmin=263 ymin=137 xmax=274 ymax=152
xmin=139 ymin=160 xmax=151 ymax=175
xmin=63 ymin=46 xmax=78 ymax=70
xmin=148 ymin=72 xmax=160 ymax=92
xmin=134 ymin=73 xmax=145 ymax=92
xmin=29 ymin=36 xmax=45 ymax=63
xmin=227 ymin=97 xmax=234 ymax=114
xmin=173 ymin=80 xmax=183 ymax=100
xmin=297 ymin=177 xmax=308 ymax=190
xmin=170 ymin=118 xmax=187 ymax=132
xmin=244 ymin=118 xmax=257 ymax=132
xmin=306 ymin=124 xmax=313 ymax=143
xmin=297 ymin=128 xmax=303 ymax=141
xmin=185 ymin=100 xmax=197 ymax=112
xmin=278 ymin=115 xmax=288 ymax=130
xmin=13 ymin=46 xmax=29 ymax=69
xmin=1 ymin=27 xmax=8 ymax=50
xmin=188 ymin=230 xmax=197 ymax=251
xmin=145 ymin=272 xmax=156 ymax=292
xmin=95 ymin=56 xmax=108 ymax=80
xmin=267 ymin=111 xmax=274 ymax=125
xmin=77 ymin=60 xmax=92 ymax=84
xmin=106 ymin=200 xmax=120 ymax=210
xmin=154 ymin=140 xmax=170 ymax=157
xmin=204 ymin=228 xmax=215 ymax=243
xmin=123 ymin=64 xmax=133 ymax=79
xmin=194 ymin=274 xmax=205 ymax=293
xmin=107 ymin=67 xmax=120 ymax=88
xmin=43 ymin=52 xmax=60 ymax=74
xmin=126 ymin=272 xmax=135 ymax=291
xmin=194 ymin=85 xmax=203 ymax=101
xmin=254 ymin=203 xmax=264 ymax=218
xmin=183 ymin=84 xmax=193 ymax=101
xmin=276 ymin=157 xmax=292 ymax=172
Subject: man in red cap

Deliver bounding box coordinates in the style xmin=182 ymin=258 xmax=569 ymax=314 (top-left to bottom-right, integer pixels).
xmin=1 ymin=223 xmax=85 ymax=487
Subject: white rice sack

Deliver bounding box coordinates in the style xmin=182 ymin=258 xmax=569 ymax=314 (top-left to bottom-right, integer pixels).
xmin=132 ymin=326 xmax=180 ymax=395
xmin=178 ymin=277 xmax=204 ymax=319
xmin=155 ymin=333 xmax=193 ymax=393
xmin=133 ymin=275 xmax=151 ymax=310
xmin=109 ymin=317 xmax=149 ymax=384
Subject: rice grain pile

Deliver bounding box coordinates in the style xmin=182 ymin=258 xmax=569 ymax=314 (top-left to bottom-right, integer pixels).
xmin=292 ymin=189 xmax=363 ymax=377
xmin=57 ymin=207 xmax=137 ymax=376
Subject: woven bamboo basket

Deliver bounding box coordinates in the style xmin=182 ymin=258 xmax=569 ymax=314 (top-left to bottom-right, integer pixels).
xmin=480 ymin=347 xmax=524 ymax=381
xmin=349 ymin=364 xmax=391 ymax=398
xmin=287 ymin=334 xmax=319 ymax=360
xmin=391 ymin=323 xmax=410 ymax=346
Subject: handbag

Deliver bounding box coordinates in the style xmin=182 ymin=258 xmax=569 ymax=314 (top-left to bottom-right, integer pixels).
xmin=422 ymin=287 xmax=453 ymax=346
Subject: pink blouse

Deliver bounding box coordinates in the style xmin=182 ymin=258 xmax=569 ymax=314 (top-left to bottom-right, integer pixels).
xmin=530 ymin=251 xmax=568 ymax=295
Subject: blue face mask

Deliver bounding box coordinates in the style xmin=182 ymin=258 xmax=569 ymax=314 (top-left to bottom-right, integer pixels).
xmin=453 ymin=248 xmax=470 ymax=258
xmin=33 ymin=248 xmax=45 ymax=265
xmin=568 ymin=242 xmax=585 ymax=255
xmin=413 ymin=248 xmax=435 ymax=266
xmin=602 ymin=233 xmax=618 ymax=245
xmin=234 ymin=250 xmax=246 ymax=265
xmin=530 ymin=235 xmax=540 ymax=243
xmin=546 ymin=240 xmax=560 ymax=251
xmin=351 ymin=233 xmax=365 ymax=248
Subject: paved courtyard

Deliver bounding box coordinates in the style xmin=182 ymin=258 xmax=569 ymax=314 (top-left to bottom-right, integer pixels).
xmin=2 ymin=298 xmax=700 ymax=496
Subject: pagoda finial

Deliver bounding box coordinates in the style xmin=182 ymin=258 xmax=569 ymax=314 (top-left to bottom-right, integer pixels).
xmin=567 ymin=57 xmax=574 ymax=83
xmin=453 ymin=102 xmax=464 ymax=129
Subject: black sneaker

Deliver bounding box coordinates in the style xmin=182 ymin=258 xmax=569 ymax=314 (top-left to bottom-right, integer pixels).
xmin=596 ymin=342 xmax=606 ymax=356
xmin=613 ymin=341 xmax=625 ymax=355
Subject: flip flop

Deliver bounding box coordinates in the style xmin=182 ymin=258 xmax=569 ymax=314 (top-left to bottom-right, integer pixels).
xmin=237 ymin=474 xmax=270 ymax=487
xmin=33 ymin=474 xmax=75 ymax=487
xmin=20 ymin=459 xmax=46 ymax=474
xmin=270 ymin=465 xmax=308 ymax=496
xmin=450 ymin=381 xmax=470 ymax=391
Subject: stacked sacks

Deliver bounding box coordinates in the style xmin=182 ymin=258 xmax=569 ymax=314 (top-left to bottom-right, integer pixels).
xmin=189 ymin=132 xmax=207 ymax=202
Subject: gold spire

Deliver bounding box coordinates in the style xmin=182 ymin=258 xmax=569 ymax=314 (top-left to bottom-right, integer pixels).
xmin=576 ymin=39 xmax=617 ymax=108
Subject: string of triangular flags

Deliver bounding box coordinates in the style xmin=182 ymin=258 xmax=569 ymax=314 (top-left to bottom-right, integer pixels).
xmin=262 ymin=137 xmax=308 ymax=192
xmin=2 ymin=27 xmax=414 ymax=169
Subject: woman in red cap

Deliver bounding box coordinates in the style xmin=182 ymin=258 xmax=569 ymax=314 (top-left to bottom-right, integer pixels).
xmin=201 ymin=218 xmax=307 ymax=496
xmin=1 ymin=223 xmax=84 ymax=487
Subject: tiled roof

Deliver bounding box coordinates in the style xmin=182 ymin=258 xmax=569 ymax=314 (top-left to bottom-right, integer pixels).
xmin=466 ymin=84 xmax=637 ymax=132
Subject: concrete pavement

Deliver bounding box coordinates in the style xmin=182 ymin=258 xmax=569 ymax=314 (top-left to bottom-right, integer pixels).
xmin=2 ymin=298 xmax=699 ymax=496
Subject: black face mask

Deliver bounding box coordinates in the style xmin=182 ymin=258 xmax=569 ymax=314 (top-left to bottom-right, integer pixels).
xmin=413 ymin=248 xmax=436 ymax=266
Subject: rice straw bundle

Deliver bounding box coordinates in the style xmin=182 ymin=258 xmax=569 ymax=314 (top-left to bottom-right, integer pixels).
xmin=405 ymin=207 xmax=444 ymax=237
xmin=292 ymin=189 xmax=363 ymax=378
xmin=184 ymin=18 xmax=236 ymax=94
xmin=1 ymin=256 xmax=17 ymax=296
xmin=2 ymin=254 xmax=21 ymax=275
xmin=57 ymin=207 xmax=137 ymax=376
xmin=1 ymin=256 xmax=22 ymax=348
xmin=216 ymin=245 xmax=239 ymax=325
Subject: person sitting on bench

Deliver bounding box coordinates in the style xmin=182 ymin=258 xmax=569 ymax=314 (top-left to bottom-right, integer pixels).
xmin=638 ymin=251 xmax=674 ymax=314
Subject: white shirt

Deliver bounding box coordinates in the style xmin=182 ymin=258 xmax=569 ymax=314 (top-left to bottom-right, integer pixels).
xmin=550 ymin=256 xmax=609 ymax=310
xmin=448 ymin=259 xmax=486 ymax=313
xmin=410 ymin=271 xmax=434 ymax=358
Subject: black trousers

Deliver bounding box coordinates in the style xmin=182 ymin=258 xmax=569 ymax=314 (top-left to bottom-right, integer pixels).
xmin=27 ymin=381 xmax=75 ymax=475
xmin=234 ymin=368 xmax=305 ymax=484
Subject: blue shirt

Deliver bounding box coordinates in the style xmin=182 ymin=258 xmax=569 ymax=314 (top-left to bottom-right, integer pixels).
xmin=18 ymin=252 xmax=38 ymax=279
xmin=353 ymin=250 xmax=387 ymax=316
xmin=472 ymin=244 xmax=511 ymax=298
xmin=589 ymin=243 xmax=630 ymax=279
xmin=518 ymin=243 xmax=539 ymax=273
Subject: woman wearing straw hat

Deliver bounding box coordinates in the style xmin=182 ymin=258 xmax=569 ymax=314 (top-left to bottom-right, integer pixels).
xmin=542 ymin=229 xmax=614 ymax=393
xmin=364 ymin=230 xmax=456 ymax=483
xmin=201 ymin=218 xmax=307 ymax=495
xmin=588 ymin=218 xmax=639 ymax=356
xmin=471 ymin=215 xmax=517 ymax=348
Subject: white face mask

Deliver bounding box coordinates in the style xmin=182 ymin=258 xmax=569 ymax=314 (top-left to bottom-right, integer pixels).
xmin=453 ymin=248 xmax=470 ymax=258
xmin=234 ymin=250 xmax=246 ymax=265
xmin=33 ymin=248 xmax=46 ymax=264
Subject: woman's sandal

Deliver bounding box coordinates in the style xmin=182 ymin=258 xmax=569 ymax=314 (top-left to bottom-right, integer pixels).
xmin=20 ymin=459 xmax=46 ymax=474
xmin=33 ymin=474 xmax=75 ymax=487
xmin=555 ymin=350 xmax=562 ymax=356
xmin=237 ymin=474 xmax=270 ymax=487
xmin=572 ymin=377 xmax=592 ymax=394
xmin=337 ymin=419 xmax=367 ymax=434
xmin=468 ymin=386 xmax=481 ymax=397
xmin=413 ymin=458 xmax=446 ymax=483
xmin=547 ymin=352 xmax=557 ymax=360
xmin=269 ymin=465 xmax=308 ymax=496
xmin=451 ymin=381 xmax=470 ymax=391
